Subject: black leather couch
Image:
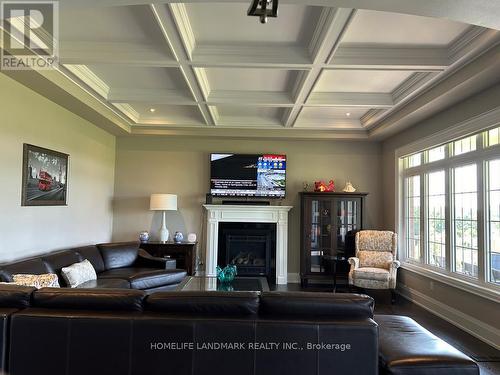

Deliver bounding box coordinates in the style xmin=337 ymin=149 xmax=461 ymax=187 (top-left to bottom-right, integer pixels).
xmin=0 ymin=242 xmax=187 ymax=291
xmin=0 ymin=287 xmax=378 ymax=375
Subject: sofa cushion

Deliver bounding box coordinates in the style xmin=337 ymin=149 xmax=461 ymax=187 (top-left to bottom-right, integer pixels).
xmin=376 ymin=315 xmax=479 ymax=375
xmin=61 ymin=259 xmax=97 ymax=288
xmin=75 ymin=278 xmax=130 ymax=289
xmin=98 ymin=268 xmax=186 ymax=289
xmin=353 ymin=267 xmax=390 ymax=282
xmin=33 ymin=288 xmax=145 ymax=311
xmin=97 ymin=242 xmax=139 ymax=270
xmin=146 ymin=291 xmax=259 ymax=315
xmin=0 ymin=258 xmax=51 ymax=282
xmin=0 ymin=284 xmax=35 ymax=308
xmin=358 ymin=251 xmax=393 ymax=269
xmin=74 ymin=245 xmax=106 ymax=273
xmin=42 ymin=250 xmax=82 ymax=286
xmin=260 ymin=292 xmax=375 ymax=319
xmin=12 ymin=273 xmax=60 ymax=289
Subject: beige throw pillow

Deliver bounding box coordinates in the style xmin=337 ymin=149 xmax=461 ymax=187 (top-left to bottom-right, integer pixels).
xmin=12 ymin=273 xmax=60 ymax=289
xmin=61 ymin=259 xmax=97 ymax=288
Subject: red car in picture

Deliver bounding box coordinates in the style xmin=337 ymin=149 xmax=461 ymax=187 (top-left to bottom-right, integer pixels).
xmin=38 ymin=171 xmax=53 ymax=191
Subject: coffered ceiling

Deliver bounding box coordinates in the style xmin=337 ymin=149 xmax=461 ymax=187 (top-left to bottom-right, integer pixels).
xmin=3 ymin=1 xmax=500 ymax=139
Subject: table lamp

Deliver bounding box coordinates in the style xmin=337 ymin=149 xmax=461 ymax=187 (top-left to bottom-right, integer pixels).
xmin=150 ymin=194 xmax=177 ymax=242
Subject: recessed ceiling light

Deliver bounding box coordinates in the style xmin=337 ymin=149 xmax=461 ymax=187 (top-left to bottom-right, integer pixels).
xmin=346 ymin=112 xmax=351 ymax=117
xmin=149 ymin=108 xmax=156 ymax=113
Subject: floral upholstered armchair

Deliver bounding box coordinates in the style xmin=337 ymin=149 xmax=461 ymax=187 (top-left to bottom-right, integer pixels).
xmin=348 ymin=230 xmax=400 ymax=290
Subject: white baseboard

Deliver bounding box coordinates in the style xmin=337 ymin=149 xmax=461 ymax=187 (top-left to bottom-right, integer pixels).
xmin=398 ymin=283 xmax=500 ymax=350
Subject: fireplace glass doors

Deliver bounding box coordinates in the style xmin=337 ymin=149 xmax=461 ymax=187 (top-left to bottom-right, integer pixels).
xmin=218 ymin=222 xmax=276 ymax=279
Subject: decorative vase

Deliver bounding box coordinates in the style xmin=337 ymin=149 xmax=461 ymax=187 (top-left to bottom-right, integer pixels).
xmin=187 ymin=233 xmax=197 ymax=243
xmin=174 ymin=231 xmax=184 ymax=243
xmin=139 ymin=231 xmax=149 ymax=242
xmin=216 ymin=265 xmax=237 ymax=283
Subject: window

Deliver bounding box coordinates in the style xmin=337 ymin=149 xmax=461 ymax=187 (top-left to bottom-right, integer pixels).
xmin=406 ymin=176 xmax=421 ymax=261
xmin=453 ymin=164 xmax=478 ymax=278
xmin=487 ymin=127 xmax=499 ymax=147
xmin=427 ymin=171 xmax=446 ymax=268
xmin=399 ymin=126 xmax=500 ymax=295
xmin=405 ymin=153 xmax=422 ymax=168
xmin=487 ymin=159 xmax=500 ymax=284
xmin=453 ymin=135 xmax=476 ymax=156
xmin=427 ymin=145 xmax=445 ymax=163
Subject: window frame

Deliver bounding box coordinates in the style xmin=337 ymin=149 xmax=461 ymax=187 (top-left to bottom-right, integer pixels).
xmin=395 ymin=109 xmax=500 ymax=302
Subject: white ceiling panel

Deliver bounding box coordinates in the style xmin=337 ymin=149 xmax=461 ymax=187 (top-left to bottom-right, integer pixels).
xmin=217 ymin=105 xmax=285 ymax=126
xmin=205 ymin=68 xmax=299 ymax=91
xmin=185 ymin=3 xmax=322 ymax=45
xmin=60 ymin=6 xmax=167 ymax=47
xmin=314 ymin=70 xmax=413 ymax=93
xmin=130 ymin=103 xmax=205 ymax=125
xmin=342 ymin=10 xmax=469 ymax=46
xmin=299 ymin=107 xmax=369 ymax=120
xmin=87 ymin=66 xmax=188 ymax=91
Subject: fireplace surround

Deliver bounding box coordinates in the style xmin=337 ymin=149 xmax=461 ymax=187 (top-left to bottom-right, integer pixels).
xmin=203 ymin=204 xmax=292 ymax=284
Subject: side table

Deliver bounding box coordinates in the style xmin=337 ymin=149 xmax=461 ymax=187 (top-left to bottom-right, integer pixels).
xmin=140 ymin=241 xmax=197 ymax=276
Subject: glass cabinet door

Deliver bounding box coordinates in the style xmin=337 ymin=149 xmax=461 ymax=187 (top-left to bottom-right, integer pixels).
xmin=335 ymin=198 xmax=361 ymax=256
xmin=308 ymin=199 xmax=333 ymax=273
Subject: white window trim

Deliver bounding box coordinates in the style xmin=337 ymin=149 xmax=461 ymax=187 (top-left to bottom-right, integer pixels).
xmin=395 ymin=106 xmax=500 ymax=303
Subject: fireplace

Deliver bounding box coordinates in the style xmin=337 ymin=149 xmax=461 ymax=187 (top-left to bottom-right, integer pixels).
xmin=218 ymin=222 xmax=276 ymax=279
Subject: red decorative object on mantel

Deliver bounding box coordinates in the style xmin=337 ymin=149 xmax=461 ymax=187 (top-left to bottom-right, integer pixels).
xmin=314 ymin=180 xmax=335 ymax=192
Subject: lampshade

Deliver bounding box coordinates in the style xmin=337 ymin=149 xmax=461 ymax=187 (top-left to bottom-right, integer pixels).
xmin=150 ymin=194 xmax=177 ymax=211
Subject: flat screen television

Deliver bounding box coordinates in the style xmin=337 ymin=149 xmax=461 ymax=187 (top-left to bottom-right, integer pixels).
xmin=210 ymin=153 xmax=286 ymax=198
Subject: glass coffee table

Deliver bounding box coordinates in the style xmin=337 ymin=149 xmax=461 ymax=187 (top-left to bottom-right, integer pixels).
xmin=177 ymin=276 xmax=270 ymax=292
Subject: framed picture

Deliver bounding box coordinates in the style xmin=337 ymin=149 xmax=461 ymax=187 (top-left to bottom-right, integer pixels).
xmin=21 ymin=144 xmax=69 ymax=206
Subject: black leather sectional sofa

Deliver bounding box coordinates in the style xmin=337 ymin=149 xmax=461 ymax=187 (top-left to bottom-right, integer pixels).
xmin=0 ymin=287 xmax=379 ymax=375
xmin=0 ymin=242 xmax=187 ymax=291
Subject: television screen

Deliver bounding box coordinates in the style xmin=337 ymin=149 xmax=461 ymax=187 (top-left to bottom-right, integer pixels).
xmin=210 ymin=153 xmax=286 ymax=198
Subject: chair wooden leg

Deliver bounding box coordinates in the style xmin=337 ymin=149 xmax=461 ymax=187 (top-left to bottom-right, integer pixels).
xmin=390 ymin=289 xmax=396 ymax=304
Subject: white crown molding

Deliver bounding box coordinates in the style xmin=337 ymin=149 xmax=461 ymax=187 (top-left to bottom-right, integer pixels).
xmin=307 ymin=92 xmax=393 ymax=107
xmin=64 ymin=64 xmax=110 ymax=99
xmin=391 ymin=72 xmax=437 ymax=104
xmin=168 ymin=3 xmax=196 ymax=60
xmin=360 ymin=109 xmax=386 ymax=127
xmin=448 ymin=26 xmax=496 ymax=64
xmin=112 ymin=103 xmax=139 ymax=123
xmin=207 ymin=90 xmax=294 ymax=107
xmin=108 ymin=88 xmax=195 ymax=105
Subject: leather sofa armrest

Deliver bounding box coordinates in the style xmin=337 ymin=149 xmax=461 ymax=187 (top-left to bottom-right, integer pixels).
xmin=135 ymin=249 xmax=174 ymax=269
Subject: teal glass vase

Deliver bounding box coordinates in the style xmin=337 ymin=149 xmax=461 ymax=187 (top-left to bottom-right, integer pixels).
xmin=216 ymin=265 xmax=237 ymax=283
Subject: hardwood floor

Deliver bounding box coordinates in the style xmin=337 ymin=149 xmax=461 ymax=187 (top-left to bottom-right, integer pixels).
xmin=273 ymin=283 xmax=500 ymax=375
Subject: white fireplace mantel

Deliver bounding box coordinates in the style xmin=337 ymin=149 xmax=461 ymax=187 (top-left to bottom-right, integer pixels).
xmin=203 ymin=204 xmax=293 ymax=285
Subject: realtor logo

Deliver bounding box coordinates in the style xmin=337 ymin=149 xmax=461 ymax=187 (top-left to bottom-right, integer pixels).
xmin=1 ymin=1 xmax=59 ymax=70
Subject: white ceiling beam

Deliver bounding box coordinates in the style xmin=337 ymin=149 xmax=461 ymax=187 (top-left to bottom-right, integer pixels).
xmin=207 ymin=90 xmax=294 ymax=107
xmin=60 ymin=42 xmax=177 ymax=67
xmin=282 ymin=7 xmax=356 ymax=127
xmin=307 ymin=92 xmax=394 ymax=107
xmin=107 ymin=88 xmax=196 ymax=105
xmin=150 ymin=3 xmax=216 ymax=125
xmin=191 ymin=44 xmax=311 ymax=68
xmin=330 ymin=45 xmax=449 ymax=71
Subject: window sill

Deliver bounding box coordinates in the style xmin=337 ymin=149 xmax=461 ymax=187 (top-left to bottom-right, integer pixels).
xmin=400 ymin=261 xmax=500 ymax=303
